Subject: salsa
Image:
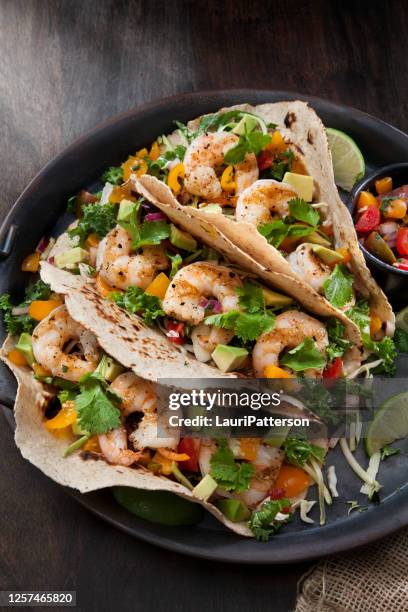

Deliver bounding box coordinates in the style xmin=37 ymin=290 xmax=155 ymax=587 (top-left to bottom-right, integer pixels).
xmin=354 ymin=176 xmax=408 ymax=270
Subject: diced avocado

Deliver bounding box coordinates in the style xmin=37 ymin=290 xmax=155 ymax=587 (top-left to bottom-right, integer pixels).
xmin=263 ymin=425 xmax=291 ymax=448
xmin=262 ymin=287 xmax=293 ymax=307
xmin=72 ymin=421 xmax=88 ymax=436
xmin=192 ymin=474 xmax=218 ymax=501
xmin=15 ymin=333 xmax=34 ymax=365
xmin=55 ymin=247 xmax=89 ymax=269
xmin=170 ymin=224 xmax=197 ymax=252
xmin=211 ymin=345 xmax=249 ymax=373
xmin=306 ymin=231 xmax=331 ymax=248
xmin=216 ymin=498 xmax=250 ymax=522
xmin=201 ymin=204 xmax=223 ymax=215
xmin=232 ymin=115 xmax=258 ymax=136
xmin=309 ymin=244 xmax=344 ymax=265
xmin=103 ymin=356 xmax=124 ymax=382
xmin=283 ymin=172 xmax=314 ymax=202
xmin=117 ymin=199 xmax=138 ymax=222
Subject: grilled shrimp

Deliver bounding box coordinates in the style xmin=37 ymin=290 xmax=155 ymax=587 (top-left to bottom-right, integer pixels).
xmin=253 ymin=310 xmax=329 ymax=377
xmin=98 ymin=372 xmax=178 ymax=468
xmin=96 ymin=225 xmax=168 ymax=290
xmin=32 ymin=305 xmax=99 ymax=382
xmin=163 ymin=262 xmax=243 ymax=355
xmin=286 ymin=243 xmax=331 ymax=293
xmin=198 ymin=440 xmax=284 ymax=508
xmin=184 ymin=132 xmax=258 ymax=198
xmin=235 ymin=179 xmax=298 ymax=226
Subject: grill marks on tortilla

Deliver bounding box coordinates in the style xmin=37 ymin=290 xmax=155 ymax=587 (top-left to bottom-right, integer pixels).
xmin=284 ymin=111 xmax=297 ymax=128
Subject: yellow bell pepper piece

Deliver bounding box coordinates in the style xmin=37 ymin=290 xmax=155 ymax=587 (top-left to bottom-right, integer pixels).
xmin=145 ymin=273 xmax=170 ymax=299
xmin=136 ymin=147 xmax=148 ymax=159
xmin=265 ymin=130 xmax=287 ymax=153
xmin=167 ymin=162 xmax=184 ymax=195
xmin=122 ymin=157 xmax=148 ymax=181
xmin=28 ymin=299 xmax=63 ymax=321
xmin=45 ymin=401 xmax=77 ymax=430
xmin=109 ymin=186 xmax=137 ymax=204
xmin=336 ymin=247 xmax=351 ymax=264
xmin=375 ymin=176 xmax=393 ymax=195
xmin=264 ymin=365 xmax=293 ymax=378
xmin=239 ymin=438 xmax=260 ymax=462
xmin=370 ymin=313 xmax=382 ymax=337
xmin=95 ymin=274 xmax=114 ymax=298
xmin=157 ymin=448 xmax=190 ymax=462
xmin=220 ymin=165 xmax=236 ymax=193
xmin=7 ymin=349 xmax=28 ymax=367
xmin=83 ymin=436 xmax=101 ymax=453
xmin=149 ymin=141 xmax=160 ymax=161
xmin=85 ymin=233 xmax=100 ymax=248
xmin=356 ymin=190 xmax=379 ymax=211
xmin=383 ymin=198 xmax=407 ymax=219
xmin=32 ymin=363 xmax=52 ymax=378
xmin=21 ymin=252 xmax=41 ymax=273
xmin=153 ymin=451 xmax=173 ymax=475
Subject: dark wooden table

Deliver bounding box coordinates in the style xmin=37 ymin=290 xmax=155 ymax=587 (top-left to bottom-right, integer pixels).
xmin=1 ymin=1 xmax=407 ymax=610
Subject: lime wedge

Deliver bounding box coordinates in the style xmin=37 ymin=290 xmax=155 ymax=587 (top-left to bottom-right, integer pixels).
xmin=326 ymin=127 xmax=365 ymax=191
xmin=396 ymin=306 xmax=408 ymax=333
xmin=365 ymin=391 xmax=408 ymax=456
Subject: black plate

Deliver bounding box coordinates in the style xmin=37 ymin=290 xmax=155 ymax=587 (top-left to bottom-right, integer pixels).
xmin=1 ymin=90 xmax=408 ymax=564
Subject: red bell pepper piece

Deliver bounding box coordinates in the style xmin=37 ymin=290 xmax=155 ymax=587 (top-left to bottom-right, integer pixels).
xmin=396 ymin=227 xmax=408 ymax=257
xmin=177 ymin=438 xmax=200 ymax=472
xmin=257 ymin=151 xmax=274 ymax=171
xmin=323 ymin=357 xmax=343 ymax=380
xmin=355 ymin=205 xmax=381 ymax=234
xmin=166 ymin=320 xmax=185 ymax=344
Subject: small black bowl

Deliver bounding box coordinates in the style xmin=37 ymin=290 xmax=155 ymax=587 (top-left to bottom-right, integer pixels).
xmin=346 ymin=162 xmax=408 ymax=309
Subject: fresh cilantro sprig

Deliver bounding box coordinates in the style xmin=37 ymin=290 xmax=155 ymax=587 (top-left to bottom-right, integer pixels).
xmin=0 ymin=281 xmax=52 ymax=335
xmin=68 ymin=203 xmax=117 ymax=245
xmin=280 ymin=337 xmax=326 ymax=372
xmin=76 ymin=357 xmax=122 ymax=435
xmin=323 ymin=264 xmax=354 ymax=309
xmin=101 ymin=165 xmax=124 ymax=185
xmin=326 ymin=319 xmax=352 ymax=363
xmin=259 ymin=219 xmax=314 ymax=249
xmin=224 ymin=131 xmax=271 ymax=165
xmin=210 ymin=440 xmax=255 ymax=493
xmin=133 ymin=221 xmax=171 ymax=249
xmin=282 ymin=437 xmax=326 ymax=467
xmin=288 ymin=198 xmax=320 ymax=227
xmin=380 ymin=445 xmax=400 ymax=461
xmin=110 ymin=286 xmax=165 ymax=326
xmin=262 ymin=148 xmax=294 ymax=181
xmin=167 ymin=252 xmax=182 ymax=279
xmin=248 ymin=498 xmax=291 ymax=542
xmin=395 ymin=327 xmax=408 ymax=353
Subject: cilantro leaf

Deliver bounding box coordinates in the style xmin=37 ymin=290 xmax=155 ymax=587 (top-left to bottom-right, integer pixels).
xmin=258 ymin=219 xmax=314 ymax=248
xmin=68 ymin=203 xmax=117 ymax=245
xmin=224 ymin=132 xmax=271 ymax=165
xmin=380 ymin=446 xmax=400 ymax=460
xmin=248 ymin=498 xmax=291 ymax=542
xmin=101 ymin=165 xmax=124 ymax=185
xmin=323 ymin=264 xmax=354 ymax=308
xmin=110 ymin=286 xmax=165 ymax=326
xmin=371 ymin=336 xmax=397 ymax=375
xmin=133 ymin=221 xmax=170 ymax=249
xmin=326 ymin=319 xmax=351 ymax=363
xmin=280 ymin=337 xmax=326 ymax=371
xmin=264 ymin=149 xmax=294 ymax=181
xmin=174 ymin=120 xmax=196 ymax=143
xmin=210 ymin=440 xmax=255 ymax=492
xmin=288 ymin=198 xmax=320 ymax=227
xmin=395 ymin=327 xmax=408 ymax=353
xmin=205 ymin=310 xmax=275 ymax=342
xmin=0 ymin=281 xmax=52 ymax=335
xmin=282 ymin=437 xmax=326 ymax=466
xmin=76 ymin=381 xmax=121 ymax=435
xmin=236 ymin=280 xmax=265 ymax=314
xmin=167 ymin=252 xmax=182 ymax=279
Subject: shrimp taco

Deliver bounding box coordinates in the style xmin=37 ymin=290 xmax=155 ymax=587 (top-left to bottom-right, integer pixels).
xmin=125 ymin=100 xmax=394 ymax=350
xmin=1 ymin=281 xmax=329 ymax=539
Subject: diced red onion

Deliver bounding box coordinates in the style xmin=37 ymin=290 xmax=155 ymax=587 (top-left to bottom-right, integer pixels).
xmin=145 ymin=212 xmax=167 ymax=222
xmin=198 ymin=298 xmax=222 ymax=313
xmin=211 ymin=300 xmax=222 ymax=313
xmin=378 ymin=221 xmax=399 ymax=239
xmin=387 ymin=238 xmax=397 ymax=249
xmin=166 ymin=330 xmax=180 ymax=338
xmin=36 ymin=236 xmax=49 ymax=253
xmin=47 ymin=256 xmax=55 ymax=264
xmin=11 ymin=306 xmax=29 ymax=316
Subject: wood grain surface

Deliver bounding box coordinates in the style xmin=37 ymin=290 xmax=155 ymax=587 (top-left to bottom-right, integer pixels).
xmin=1 ymin=1 xmax=407 ymax=610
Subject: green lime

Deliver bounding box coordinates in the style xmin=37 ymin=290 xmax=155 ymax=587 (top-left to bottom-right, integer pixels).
xmin=396 ymin=306 xmax=408 ymax=333
xmin=365 ymin=391 xmax=408 ymax=456
xmin=326 ymin=127 xmax=365 ymax=191
xmin=113 ymin=487 xmax=204 ymax=526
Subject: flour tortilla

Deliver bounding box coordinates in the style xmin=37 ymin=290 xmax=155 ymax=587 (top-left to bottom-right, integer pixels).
xmin=0 ymin=335 xmax=252 ymax=536
xmin=137 ymin=100 xmax=394 ymax=334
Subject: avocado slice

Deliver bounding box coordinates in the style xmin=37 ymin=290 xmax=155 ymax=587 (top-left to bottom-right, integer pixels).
xmin=103 ymin=356 xmax=124 ymax=382
xmin=216 ymin=498 xmax=250 ymax=522
xmin=232 ymin=115 xmax=258 ymax=136
xmin=55 ymin=247 xmax=89 ymax=269
xmin=201 ymin=204 xmax=223 ymax=215
xmin=263 ymin=424 xmax=291 ymax=448
xmin=117 ymin=199 xmax=138 ymax=222
xmin=170 ymin=224 xmax=197 ymax=252
xmin=211 ymin=344 xmax=249 ymax=373
xmin=306 ymin=231 xmax=331 ymax=248
xmin=308 ymin=244 xmax=344 ymax=265
xmin=283 ymin=172 xmax=314 ymax=202
xmin=262 ymin=287 xmax=293 ymax=307
xmin=71 ymin=421 xmax=88 ymax=436
xmin=15 ymin=333 xmax=34 ymax=365
xmin=192 ymin=474 xmax=218 ymax=501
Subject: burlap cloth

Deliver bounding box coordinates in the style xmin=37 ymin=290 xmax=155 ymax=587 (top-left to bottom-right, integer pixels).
xmin=296 ymin=527 xmax=408 ymax=611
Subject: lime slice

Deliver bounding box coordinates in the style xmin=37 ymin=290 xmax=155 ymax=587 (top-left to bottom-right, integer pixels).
xmin=396 ymin=306 xmax=408 ymax=333
xmin=326 ymin=127 xmax=365 ymax=191
xmin=365 ymin=391 xmax=408 ymax=456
